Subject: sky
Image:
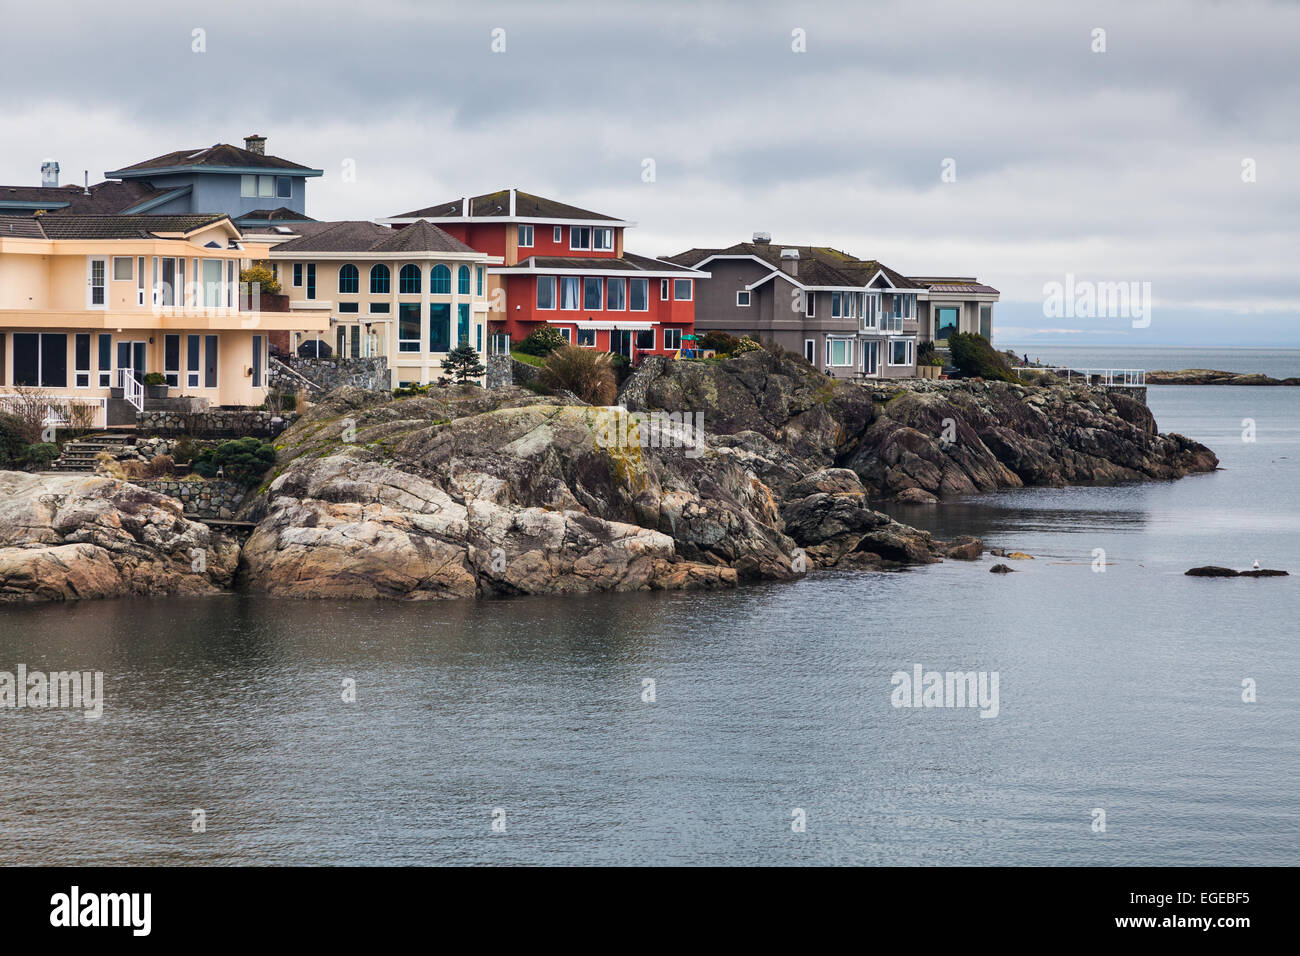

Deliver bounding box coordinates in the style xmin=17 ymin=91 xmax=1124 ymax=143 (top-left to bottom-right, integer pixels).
xmin=2 ymin=0 xmax=1298 ymax=346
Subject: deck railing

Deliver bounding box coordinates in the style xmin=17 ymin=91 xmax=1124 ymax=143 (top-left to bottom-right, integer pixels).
xmin=1024 ymin=367 xmax=1146 ymax=387
xmin=118 ymin=368 xmax=145 ymax=411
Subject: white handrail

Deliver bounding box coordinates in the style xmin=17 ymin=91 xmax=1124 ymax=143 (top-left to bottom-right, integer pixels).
xmin=117 ymin=368 xmax=145 ymax=410
xmin=1026 ymin=367 xmax=1146 ymax=387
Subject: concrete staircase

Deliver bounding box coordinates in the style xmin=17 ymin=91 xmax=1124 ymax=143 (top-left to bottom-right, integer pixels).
xmin=51 ymin=433 xmax=134 ymax=472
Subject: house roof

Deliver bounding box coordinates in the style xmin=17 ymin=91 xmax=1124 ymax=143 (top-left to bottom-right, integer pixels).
xmin=0 ymin=214 xmax=234 ymax=240
xmin=106 ymin=143 xmax=322 ymax=178
xmin=268 ymin=218 xmax=476 ymax=255
xmin=389 ymin=188 xmax=623 ymax=223
xmin=496 ymin=251 xmax=706 ymax=276
xmin=910 ymin=277 xmax=1001 ymax=295
xmin=234 ymin=207 xmax=317 ymax=226
xmin=0 ymin=216 xmax=48 ymax=238
xmin=0 ymin=180 xmax=175 ymax=215
xmin=669 ymin=241 xmax=923 ymax=290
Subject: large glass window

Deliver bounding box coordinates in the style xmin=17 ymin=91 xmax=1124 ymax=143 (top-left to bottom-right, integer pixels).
xmin=576 ymin=329 xmax=596 ymax=347
xmin=429 ymin=304 xmax=451 ymax=352
xmin=536 ymin=276 xmax=556 ymax=310
xmin=370 ymin=264 xmax=390 ymax=294
xmin=399 ymin=264 xmax=421 ymax=294
xmin=570 ymin=227 xmax=592 ymax=251
xmin=593 ymin=228 xmax=614 ymax=251
xmin=560 ymin=276 xmax=580 ymax=310
xmin=430 ymin=265 xmax=451 ymax=295
xmin=240 ymin=175 xmax=257 ymax=198
xmin=606 ymin=278 xmax=625 ymax=310
xmin=635 ymin=329 xmax=654 ymax=350
xmin=457 ymin=265 xmax=471 ymax=295
xmin=97 ymin=333 xmax=113 ymax=387
xmin=276 ymin=177 xmax=292 ymax=199
xmin=339 ymin=264 xmax=359 ymax=294
xmin=305 ymin=263 xmax=316 ymax=300
xmin=399 ymin=303 xmax=421 ymax=352
xmin=673 ymin=279 xmax=693 ymax=301
xmin=583 ymin=277 xmax=602 ymax=310
xmin=457 ymin=304 xmax=470 ymax=346
xmin=202 ymin=259 xmax=223 ymax=307
xmin=518 ymin=225 xmax=534 ymax=247
xmin=664 ymin=328 xmax=682 ymax=350
xmin=630 ymin=278 xmax=648 ymax=311
xmin=164 ymin=334 xmax=180 ymax=387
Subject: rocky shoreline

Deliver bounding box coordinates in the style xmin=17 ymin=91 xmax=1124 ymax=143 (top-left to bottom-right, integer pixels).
xmin=1147 ymin=368 xmax=1300 ymax=386
xmin=0 ymin=351 xmax=1219 ymax=603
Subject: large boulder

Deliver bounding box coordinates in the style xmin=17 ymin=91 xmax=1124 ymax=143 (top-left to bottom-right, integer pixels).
xmin=0 ymin=471 xmax=238 ymax=602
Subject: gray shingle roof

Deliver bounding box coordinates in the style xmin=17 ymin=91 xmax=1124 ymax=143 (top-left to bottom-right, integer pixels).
xmin=109 ymin=143 xmax=316 ymax=175
xmin=269 ymin=219 xmax=474 ymax=255
xmin=0 ymin=216 xmax=47 ymax=238
xmin=391 ymin=188 xmax=621 ymax=222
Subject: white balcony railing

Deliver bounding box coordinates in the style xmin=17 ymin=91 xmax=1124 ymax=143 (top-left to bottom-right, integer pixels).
xmin=1029 ymin=367 xmax=1146 ymax=387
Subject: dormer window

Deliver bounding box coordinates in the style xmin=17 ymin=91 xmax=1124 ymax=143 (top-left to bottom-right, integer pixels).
xmin=593 ymin=228 xmax=613 ymax=251
xmin=570 ymin=227 xmax=592 ymax=251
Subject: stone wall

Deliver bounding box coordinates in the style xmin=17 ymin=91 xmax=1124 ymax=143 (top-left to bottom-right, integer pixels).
xmin=510 ymin=357 xmax=540 ymax=386
xmin=137 ymin=409 xmax=300 ymax=437
xmin=129 ymin=479 xmax=248 ymax=520
xmin=270 ymin=357 xmax=389 ymax=393
xmin=486 ymin=354 xmax=513 ymax=388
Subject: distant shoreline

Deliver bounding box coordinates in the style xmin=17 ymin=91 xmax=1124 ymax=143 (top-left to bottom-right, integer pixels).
xmin=1145 ymin=369 xmax=1300 ymax=386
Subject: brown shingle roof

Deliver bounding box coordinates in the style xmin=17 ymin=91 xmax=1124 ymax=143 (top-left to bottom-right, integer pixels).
xmin=0 ymin=180 xmax=174 ymax=215
xmin=0 ymin=214 xmax=232 ymax=240
xmin=108 ymin=143 xmax=317 ymax=175
xmin=391 ymin=188 xmax=621 ymax=222
xmin=668 ymin=241 xmax=924 ymax=289
xmin=0 ymin=216 xmax=47 ymax=238
xmin=370 ymin=219 xmax=475 ymax=254
xmin=236 ymin=207 xmax=316 ymax=222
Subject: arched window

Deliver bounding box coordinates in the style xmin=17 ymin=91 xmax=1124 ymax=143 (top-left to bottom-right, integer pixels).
xmin=370 ymin=264 xmax=390 ymax=294
xmin=457 ymin=265 xmax=471 ymax=295
xmin=399 ymin=264 xmax=421 ymax=294
xmin=430 ymin=264 xmax=451 ymax=295
xmin=338 ymin=264 xmax=359 ymax=295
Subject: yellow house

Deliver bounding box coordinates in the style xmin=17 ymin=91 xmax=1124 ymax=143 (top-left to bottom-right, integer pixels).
xmin=267 ymin=220 xmax=502 ymax=387
xmin=0 ymin=214 xmax=326 ymax=428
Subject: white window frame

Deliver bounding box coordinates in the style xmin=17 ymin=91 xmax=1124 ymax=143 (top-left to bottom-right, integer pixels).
xmin=887 ymin=339 xmax=915 ymax=367
xmin=736 ymin=290 xmax=751 ymax=307
xmin=570 ymin=226 xmax=592 ymax=251
xmin=518 ymin=225 xmax=534 ymax=248
xmin=276 ymin=176 xmax=292 ymax=199
xmin=553 ymin=226 xmax=562 ymax=243
xmin=74 ymin=332 xmax=92 ymax=388
xmin=164 ymin=333 xmax=181 ymax=387
xmin=806 ymin=292 xmax=815 ymax=318
xmin=258 ymin=175 xmax=274 ymax=198
xmin=112 ymin=256 xmax=133 ymax=282
xmin=583 ymin=276 xmax=603 ymax=311
xmin=606 ymin=277 xmax=626 ymax=311
xmin=576 ymin=328 xmax=596 ymax=348
xmin=87 ymin=256 xmax=108 ymax=309
xmin=536 ymin=275 xmax=556 ymax=310
xmin=826 ymin=336 xmax=854 ymax=368
xmin=673 ymin=279 xmax=692 ymax=301
xmin=660 ymin=279 xmax=670 ymax=300
xmin=186 ymin=334 xmax=201 ymax=388
xmin=593 ymin=227 xmax=613 ymax=251
xmin=663 ymin=328 xmax=682 ymax=351
xmin=559 ymin=327 xmax=572 ymax=343
xmin=240 ymin=175 xmax=257 ymax=198
xmin=804 ymin=339 xmax=815 ymax=363
xmin=97 ymin=333 xmax=113 ymax=387
xmin=630 ymin=278 xmax=649 ymax=312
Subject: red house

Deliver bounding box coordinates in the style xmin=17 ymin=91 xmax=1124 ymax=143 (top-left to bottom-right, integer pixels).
xmin=381 ymin=189 xmax=706 ymax=362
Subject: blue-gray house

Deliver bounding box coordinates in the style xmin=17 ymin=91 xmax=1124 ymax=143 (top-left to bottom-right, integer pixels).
xmin=103 ymin=135 xmax=323 ymax=227
xmin=0 ymin=135 xmax=322 ymax=225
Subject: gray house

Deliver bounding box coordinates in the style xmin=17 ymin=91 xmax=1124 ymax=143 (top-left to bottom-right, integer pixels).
xmin=0 ymin=136 xmax=321 ymax=227
xmin=668 ymin=237 xmax=926 ymax=380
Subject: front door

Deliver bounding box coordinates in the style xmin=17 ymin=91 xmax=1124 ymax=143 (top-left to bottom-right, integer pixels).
xmin=863 ymin=340 xmax=879 ymax=376
xmin=87 ymin=257 xmax=108 ymax=309
xmin=116 ymin=340 xmax=147 ymax=382
xmin=609 ymin=330 xmax=632 ymax=360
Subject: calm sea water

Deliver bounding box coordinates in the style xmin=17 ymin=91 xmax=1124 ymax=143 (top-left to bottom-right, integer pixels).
xmin=1 ymin=385 xmax=1297 ymax=866
xmin=999 ymin=344 xmax=1300 ymax=379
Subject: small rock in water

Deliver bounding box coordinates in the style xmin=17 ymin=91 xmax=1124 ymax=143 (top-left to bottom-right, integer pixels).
xmin=989 ymin=563 xmax=1016 ymax=574
xmin=1006 ymin=551 xmax=1034 ymax=560
xmin=895 ymin=487 xmax=939 ymax=505
xmin=1183 ymin=565 xmax=1288 ymax=577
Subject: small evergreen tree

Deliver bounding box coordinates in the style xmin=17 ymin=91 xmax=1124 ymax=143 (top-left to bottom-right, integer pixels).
xmin=442 ymin=344 xmax=486 ymax=384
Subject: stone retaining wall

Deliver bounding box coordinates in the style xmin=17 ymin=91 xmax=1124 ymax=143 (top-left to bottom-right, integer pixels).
xmin=129 ymin=479 xmax=248 ymax=519
xmin=270 ymin=357 xmax=389 ymax=393
xmin=137 ymin=409 xmax=300 ymax=437
xmin=486 ymin=354 xmax=513 ymax=388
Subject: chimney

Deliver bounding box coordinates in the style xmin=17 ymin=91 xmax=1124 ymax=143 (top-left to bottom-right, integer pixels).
xmin=780 ymin=248 xmax=800 ymax=276
xmin=752 ymin=231 xmax=771 ymax=244
xmin=40 ymin=160 xmax=60 ymax=188
xmin=244 ymin=134 xmax=266 ymax=155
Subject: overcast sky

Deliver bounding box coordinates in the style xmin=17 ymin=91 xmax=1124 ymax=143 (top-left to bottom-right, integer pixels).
xmin=2 ymin=0 xmax=1297 ymax=346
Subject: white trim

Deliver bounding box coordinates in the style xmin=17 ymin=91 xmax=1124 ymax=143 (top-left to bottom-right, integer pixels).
xmin=86 ymin=256 xmax=108 ymax=309
xmin=569 ymin=226 xmax=593 ymax=251
xmin=489 ymin=264 xmax=703 ymax=279
xmin=804 ymin=338 xmax=815 ymax=363
xmin=377 ymin=216 xmax=635 ymax=228
xmin=518 ymin=224 xmax=534 ymax=248
xmin=736 ymin=290 xmax=751 ymax=307
xmin=545 ymin=319 xmax=657 ymax=331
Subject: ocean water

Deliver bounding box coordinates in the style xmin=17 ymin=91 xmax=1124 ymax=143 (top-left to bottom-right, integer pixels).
xmin=997 ymin=344 xmax=1300 ymax=379
xmin=0 ymin=386 xmax=1296 ymax=866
